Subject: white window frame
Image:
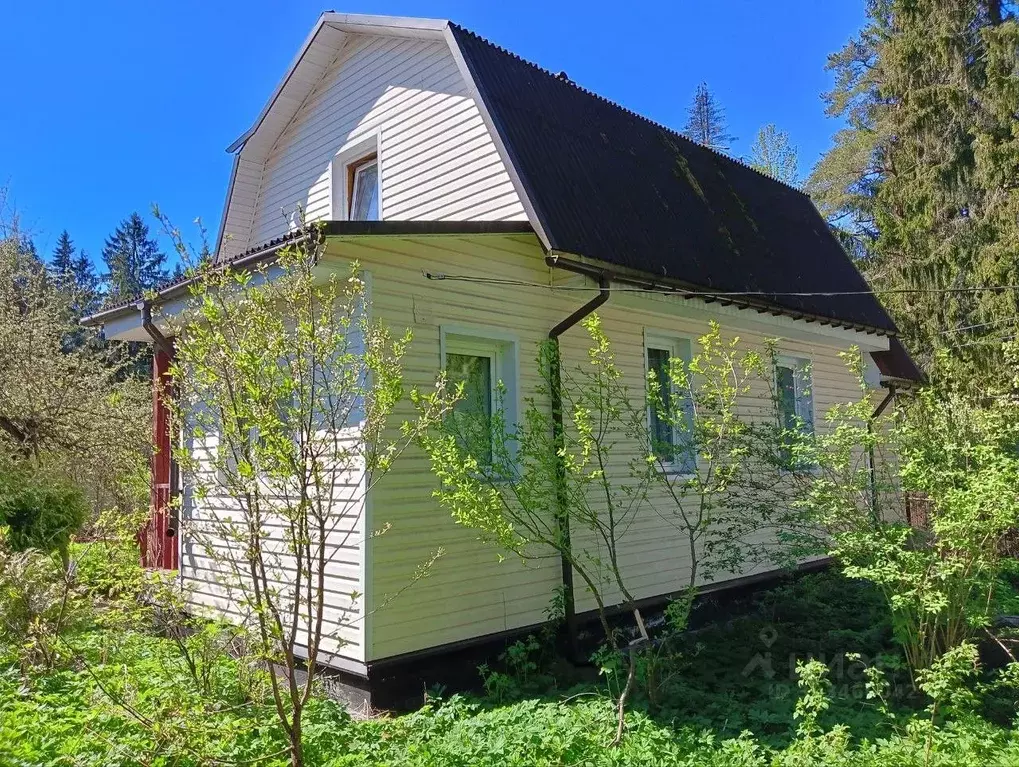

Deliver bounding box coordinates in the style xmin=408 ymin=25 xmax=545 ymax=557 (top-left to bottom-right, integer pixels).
xmin=775 ymin=355 xmax=815 ymax=436
xmin=644 ymin=333 xmax=696 ymax=476
xmin=440 ymin=325 xmax=520 ymax=468
xmin=330 ymin=133 xmax=382 ymax=222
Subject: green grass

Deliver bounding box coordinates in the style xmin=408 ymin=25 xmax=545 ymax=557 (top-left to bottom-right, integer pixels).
xmin=2 ymin=571 xmax=1019 ymax=766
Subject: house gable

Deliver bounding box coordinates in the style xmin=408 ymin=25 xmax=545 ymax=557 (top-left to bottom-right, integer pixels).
xmin=217 ymin=16 xmax=527 ymax=259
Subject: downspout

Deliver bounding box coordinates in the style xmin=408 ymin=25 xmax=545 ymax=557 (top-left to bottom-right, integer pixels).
xmin=138 ymin=300 xmax=179 ymax=558
xmin=868 ymin=384 xmax=896 ymax=522
xmin=138 ymin=300 xmax=175 ymax=359
xmin=546 ymin=259 xmax=610 ymax=658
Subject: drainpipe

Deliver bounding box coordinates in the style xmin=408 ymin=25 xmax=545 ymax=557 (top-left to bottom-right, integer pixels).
xmin=138 ymin=300 xmax=175 ymax=359
xmin=138 ymin=300 xmax=179 ymax=561
xmin=868 ymin=384 xmax=896 ymax=523
xmin=546 ymin=259 xmax=610 ymax=658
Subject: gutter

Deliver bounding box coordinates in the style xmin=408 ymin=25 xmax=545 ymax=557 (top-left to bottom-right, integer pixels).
xmin=546 ymin=256 xmax=611 ymax=657
xmin=547 ymin=253 xmax=893 ymax=338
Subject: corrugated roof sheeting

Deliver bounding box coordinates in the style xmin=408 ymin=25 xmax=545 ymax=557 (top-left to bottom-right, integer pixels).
xmin=450 ymin=24 xmax=898 ymax=335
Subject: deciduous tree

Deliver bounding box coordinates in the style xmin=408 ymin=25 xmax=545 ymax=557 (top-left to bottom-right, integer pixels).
xmin=168 ymin=224 xmax=451 ymax=767
xmin=748 ymin=124 xmax=799 ymax=185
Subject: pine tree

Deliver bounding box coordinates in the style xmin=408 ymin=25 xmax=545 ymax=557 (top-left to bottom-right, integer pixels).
xmin=748 ymin=125 xmax=799 ymax=185
xmin=101 ymin=213 xmax=168 ymax=300
xmin=808 ymin=0 xmax=1019 ymax=375
xmin=682 ymin=83 xmax=736 ymax=152
xmin=50 ymin=230 xmax=75 ymax=286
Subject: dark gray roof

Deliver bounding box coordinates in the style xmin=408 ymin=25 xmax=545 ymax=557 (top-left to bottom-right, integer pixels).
xmin=872 ymin=338 xmax=925 ymax=383
xmin=451 ymin=24 xmax=898 ymax=335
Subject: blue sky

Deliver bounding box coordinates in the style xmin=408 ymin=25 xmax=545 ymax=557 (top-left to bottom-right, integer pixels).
xmin=0 ymin=0 xmax=865 ymax=271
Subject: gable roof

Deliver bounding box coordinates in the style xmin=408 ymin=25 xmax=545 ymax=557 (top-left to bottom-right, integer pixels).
xmin=215 ymin=13 xmax=900 ymax=339
xmin=448 ymin=24 xmax=897 ymax=335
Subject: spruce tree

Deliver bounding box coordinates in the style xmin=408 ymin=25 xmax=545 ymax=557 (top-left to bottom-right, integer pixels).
xmin=101 ymin=212 xmax=168 ymax=300
xmin=50 ymin=230 xmax=75 ymax=286
xmin=71 ymin=251 xmax=101 ymax=319
xmin=682 ymin=83 xmax=736 ymax=152
xmin=808 ymin=0 xmax=1019 ymax=375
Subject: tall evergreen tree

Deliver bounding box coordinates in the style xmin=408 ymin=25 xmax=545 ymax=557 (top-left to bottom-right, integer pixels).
xmin=682 ymin=83 xmax=736 ymax=152
xmin=808 ymin=0 xmax=1019 ymax=375
xmin=71 ymin=251 xmax=101 ymax=319
xmin=50 ymin=230 xmax=75 ymax=285
xmin=101 ymin=212 xmax=168 ymax=300
xmin=748 ymin=124 xmax=799 ymax=185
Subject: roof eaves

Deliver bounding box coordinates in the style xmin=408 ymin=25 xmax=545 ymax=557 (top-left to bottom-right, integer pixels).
xmin=547 ymin=250 xmax=895 ymax=338
xmin=82 ymin=220 xmax=537 ymax=326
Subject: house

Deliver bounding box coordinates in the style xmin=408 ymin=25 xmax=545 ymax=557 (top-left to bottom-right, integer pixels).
xmin=83 ymin=12 xmax=922 ymax=707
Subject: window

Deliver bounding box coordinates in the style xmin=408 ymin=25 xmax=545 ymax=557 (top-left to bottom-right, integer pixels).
xmin=441 ymin=329 xmax=518 ymax=469
xmin=645 ymin=336 xmax=695 ymax=474
xmin=347 ymin=154 xmax=379 ymax=221
xmin=776 ymin=356 xmax=814 ymax=466
xmin=330 ymin=135 xmax=382 ymax=221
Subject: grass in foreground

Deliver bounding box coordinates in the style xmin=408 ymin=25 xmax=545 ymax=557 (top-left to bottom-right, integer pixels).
xmin=2 ymin=571 xmax=1019 ymax=766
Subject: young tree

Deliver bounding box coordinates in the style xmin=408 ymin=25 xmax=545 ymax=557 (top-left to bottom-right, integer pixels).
xmin=639 ymin=323 xmax=813 ymax=614
xmin=418 ymin=317 xmax=807 ymax=742
xmin=419 ymin=316 xmax=651 ymax=645
xmin=682 ymin=83 xmax=736 ymax=152
xmin=748 ymin=124 xmax=799 ymax=185
xmin=803 ymin=345 xmax=1019 ymax=682
xmin=102 ymin=212 xmax=169 ymax=300
xmin=169 ymin=226 xmax=451 ymax=767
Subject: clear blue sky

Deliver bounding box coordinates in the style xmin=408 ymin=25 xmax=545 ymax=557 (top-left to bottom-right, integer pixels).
xmin=0 ymin=0 xmax=865 ymax=271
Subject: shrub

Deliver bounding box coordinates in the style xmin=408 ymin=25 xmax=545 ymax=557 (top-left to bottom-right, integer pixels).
xmin=0 ymin=463 xmax=88 ymax=565
xmin=0 ymin=546 xmax=87 ymax=672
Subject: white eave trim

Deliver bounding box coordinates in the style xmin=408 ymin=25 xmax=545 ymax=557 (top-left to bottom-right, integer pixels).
xmin=225 ymin=12 xmax=450 ymax=154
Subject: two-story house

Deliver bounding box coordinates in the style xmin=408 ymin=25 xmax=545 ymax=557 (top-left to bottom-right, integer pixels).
xmin=84 ymin=12 xmax=922 ymax=708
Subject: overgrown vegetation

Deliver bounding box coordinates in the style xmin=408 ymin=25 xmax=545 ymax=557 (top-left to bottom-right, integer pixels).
xmin=5 ymin=563 xmax=1019 ymax=766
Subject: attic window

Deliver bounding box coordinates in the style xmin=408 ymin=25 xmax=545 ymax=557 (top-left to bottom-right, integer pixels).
xmin=347 ymin=154 xmax=379 ymax=221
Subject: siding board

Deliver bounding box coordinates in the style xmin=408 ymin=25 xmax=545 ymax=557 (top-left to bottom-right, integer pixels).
xmin=222 ymin=32 xmax=526 ymax=258
xmin=309 ymin=234 xmax=883 ymax=661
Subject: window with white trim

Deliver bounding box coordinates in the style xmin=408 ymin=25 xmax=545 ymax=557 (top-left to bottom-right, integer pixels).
xmin=776 ymin=356 xmax=814 ymax=466
xmin=442 ymin=330 xmax=518 ymax=468
xmin=347 ymin=154 xmax=379 ymax=221
xmin=331 ymin=135 xmax=382 ymax=221
xmin=645 ymin=335 xmax=696 ymax=474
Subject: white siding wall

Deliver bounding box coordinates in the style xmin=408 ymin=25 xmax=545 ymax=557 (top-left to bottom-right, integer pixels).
xmin=315 ymin=235 xmax=885 ymax=662
xmin=220 ymin=33 xmax=526 ymax=259
xmin=179 ymin=401 xmax=369 ymax=664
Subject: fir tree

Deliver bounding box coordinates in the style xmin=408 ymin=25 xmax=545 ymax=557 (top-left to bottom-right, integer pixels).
xmin=71 ymin=251 xmax=101 ymax=319
xmin=682 ymin=83 xmax=736 ymax=152
xmin=50 ymin=230 xmax=75 ymax=285
xmin=101 ymin=212 xmax=168 ymax=300
xmin=748 ymin=125 xmax=799 ymax=185
xmin=808 ymin=0 xmax=1019 ymax=375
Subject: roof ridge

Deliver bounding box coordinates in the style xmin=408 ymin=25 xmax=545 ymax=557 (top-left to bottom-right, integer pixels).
xmin=448 ymin=23 xmax=810 ymax=198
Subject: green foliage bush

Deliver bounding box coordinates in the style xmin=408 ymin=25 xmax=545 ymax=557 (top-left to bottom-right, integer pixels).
xmin=0 ymin=547 xmax=87 ymax=672
xmin=0 ymin=463 xmax=87 ymax=563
